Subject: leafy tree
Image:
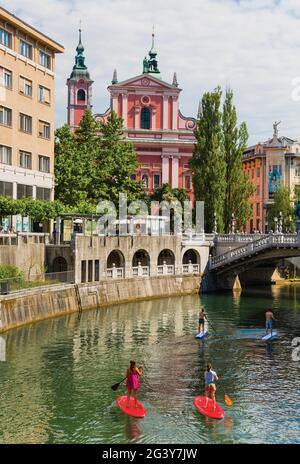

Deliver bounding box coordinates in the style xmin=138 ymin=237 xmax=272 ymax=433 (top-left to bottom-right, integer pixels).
xmin=150 ymin=183 xmax=188 ymax=205
xmin=222 ymin=89 xmax=255 ymax=231
xmin=268 ymin=186 xmax=296 ymax=232
xmin=94 ymin=111 xmax=145 ymax=204
xmin=190 ymin=87 xmax=226 ymax=232
xmin=54 ymin=124 xmax=89 ymax=206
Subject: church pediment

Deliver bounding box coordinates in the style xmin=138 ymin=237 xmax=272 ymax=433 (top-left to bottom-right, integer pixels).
xmin=108 ymin=74 xmax=181 ymax=92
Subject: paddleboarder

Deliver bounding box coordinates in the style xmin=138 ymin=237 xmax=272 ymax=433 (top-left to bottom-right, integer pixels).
xmin=265 ymin=308 xmax=276 ymax=336
xmin=125 ymin=360 xmax=143 ymax=408
xmin=204 ymin=363 xmax=218 ymax=407
xmin=198 ymin=307 xmax=207 ymax=334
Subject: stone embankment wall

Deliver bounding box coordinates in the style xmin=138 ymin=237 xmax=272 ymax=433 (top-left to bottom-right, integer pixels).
xmin=0 ymin=274 xmax=200 ymax=333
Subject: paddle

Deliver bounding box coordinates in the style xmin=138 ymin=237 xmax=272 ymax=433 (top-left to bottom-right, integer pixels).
xmin=218 ymin=382 xmax=233 ymax=407
xmin=111 ymin=376 xmax=127 ymax=391
xmin=204 ymin=315 xmax=217 ymax=333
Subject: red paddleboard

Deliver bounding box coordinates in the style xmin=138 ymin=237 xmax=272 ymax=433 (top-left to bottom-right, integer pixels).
xmin=116 ymin=395 xmax=147 ymax=418
xmin=194 ymin=396 xmax=225 ymax=419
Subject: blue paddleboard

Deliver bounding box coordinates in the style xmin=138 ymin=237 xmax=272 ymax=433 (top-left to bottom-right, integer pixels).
xmin=195 ymin=330 xmax=209 ymax=339
xmin=261 ymin=331 xmax=278 ymax=341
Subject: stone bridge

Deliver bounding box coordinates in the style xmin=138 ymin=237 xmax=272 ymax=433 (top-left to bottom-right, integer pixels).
xmin=202 ymin=233 xmax=300 ymax=291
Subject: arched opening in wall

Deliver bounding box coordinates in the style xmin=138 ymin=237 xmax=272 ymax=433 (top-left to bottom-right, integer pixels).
xmin=182 ymin=249 xmax=200 ymax=265
xmin=157 ymin=249 xmax=175 ymax=265
xmin=142 ymin=174 xmax=149 ymax=189
xmin=52 ymin=256 xmax=68 ymax=272
xmin=107 ymin=250 xmax=125 ymax=269
xmin=132 ymin=249 xmax=150 ymax=267
xmin=141 ymin=107 xmax=151 ymax=129
xmin=77 ymin=89 xmax=86 ymax=102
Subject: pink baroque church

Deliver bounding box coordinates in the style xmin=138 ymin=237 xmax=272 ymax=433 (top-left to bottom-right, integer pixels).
xmin=67 ymin=30 xmax=196 ymax=200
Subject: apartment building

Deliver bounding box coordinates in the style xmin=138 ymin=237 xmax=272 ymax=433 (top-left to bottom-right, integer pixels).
xmin=0 ymin=7 xmax=64 ymax=231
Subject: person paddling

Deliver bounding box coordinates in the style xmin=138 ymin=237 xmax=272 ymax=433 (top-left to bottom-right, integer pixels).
xmin=198 ymin=307 xmax=207 ymax=334
xmin=125 ymin=360 xmax=143 ymax=408
xmin=265 ymin=308 xmax=276 ymax=336
xmin=204 ymin=363 xmax=218 ymax=408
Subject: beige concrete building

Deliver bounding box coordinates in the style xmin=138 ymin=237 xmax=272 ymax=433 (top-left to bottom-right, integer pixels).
xmin=0 ymin=6 xmax=64 ymax=231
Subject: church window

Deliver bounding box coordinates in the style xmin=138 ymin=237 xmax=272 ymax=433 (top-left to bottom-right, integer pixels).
xmin=141 ymin=107 xmax=151 ymax=129
xmin=77 ymin=89 xmax=86 ymax=102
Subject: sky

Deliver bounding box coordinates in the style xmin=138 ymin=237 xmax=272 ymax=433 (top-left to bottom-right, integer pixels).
xmin=4 ymin=0 xmax=300 ymax=145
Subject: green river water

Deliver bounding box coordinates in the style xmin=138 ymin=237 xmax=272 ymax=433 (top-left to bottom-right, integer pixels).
xmin=0 ymin=284 xmax=299 ymax=444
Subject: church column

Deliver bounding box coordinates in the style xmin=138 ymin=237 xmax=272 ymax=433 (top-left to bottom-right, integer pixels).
xmin=172 ymin=156 xmax=180 ymax=188
xmin=134 ymin=107 xmax=140 ymax=129
xmin=163 ymin=95 xmax=168 ymax=129
xmin=122 ymin=92 xmax=128 ymax=123
xmin=111 ymin=91 xmax=118 ymax=113
xmin=172 ymin=95 xmax=178 ymax=130
xmin=151 ymin=107 xmax=156 ymax=130
xmin=162 ymin=155 xmax=169 ymax=184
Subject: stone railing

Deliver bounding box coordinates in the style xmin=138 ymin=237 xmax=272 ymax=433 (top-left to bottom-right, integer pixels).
xmin=132 ymin=265 xmax=150 ymax=277
xmin=106 ymin=266 xmax=124 ymax=279
xmin=0 ymin=233 xmax=50 ymax=246
xmin=210 ymin=233 xmax=300 ymax=270
xmin=214 ymin=233 xmax=268 ymax=243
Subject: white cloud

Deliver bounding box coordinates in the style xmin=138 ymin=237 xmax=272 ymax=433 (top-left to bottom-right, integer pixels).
xmin=3 ymin=0 xmax=300 ymax=144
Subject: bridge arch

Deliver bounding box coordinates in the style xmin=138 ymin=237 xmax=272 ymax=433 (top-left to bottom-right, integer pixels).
xmin=132 ymin=249 xmax=150 ymax=267
xmin=157 ymin=249 xmax=175 ymax=265
xmin=52 ymin=256 xmax=68 ymax=272
xmin=107 ymin=250 xmax=125 ymax=269
xmin=182 ymin=249 xmax=200 ymax=265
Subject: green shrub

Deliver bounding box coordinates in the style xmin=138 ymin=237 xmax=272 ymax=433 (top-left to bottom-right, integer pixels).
xmin=0 ymin=264 xmax=24 ymax=282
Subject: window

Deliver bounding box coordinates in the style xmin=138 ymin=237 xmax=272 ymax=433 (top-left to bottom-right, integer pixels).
xmin=19 ymin=150 xmax=32 ymax=169
xmin=295 ymin=164 xmax=300 ymax=177
xmin=256 ymin=167 xmax=260 ymax=177
xmin=142 ymin=174 xmax=149 ymax=189
xmin=17 ymin=184 xmax=33 ymax=199
xmin=0 ymin=181 xmax=13 ymax=197
xmin=141 ymin=107 xmax=151 ymax=129
xmin=0 ymin=145 xmax=12 ymax=165
xmin=39 ymin=50 xmax=51 ymax=69
xmin=19 ymin=113 xmax=32 ymax=133
xmin=19 ymin=76 xmax=32 ymax=97
xmin=256 ymin=203 xmax=260 ymax=216
xmin=20 ymin=40 xmax=33 ymax=59
xmin=38 ymin=155 xmax=50 ymax=173
xmin=94 ymin=260 xmax=100 ymax=281
xmin=88 ymin=260 xmax=93 ymax=282
xmin=77 ymin=89 xmax=86 ymax=101
xmin=0 ymin=67 xmax=12 ymax=89
xmin=154 ymin=174 xmax=160 ymax=189
xmin=36 ymin=187 xmax=51 ymax=201
xmin=185 ymin=176 xmax=191 ymax=190
xmin=0 ymin=106 xmax=12 ymax=126
xmin=38 ymin=120 xmax=50 ymax=139
xmin=0 ymin=28 xmax=12 ymax=48
xmin=38 ymin=85 xmax=50 ymax=104
xmin=81 ymin=260 xmax=86 ymax=283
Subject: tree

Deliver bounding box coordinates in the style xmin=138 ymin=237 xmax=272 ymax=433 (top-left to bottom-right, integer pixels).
xmin=54 ymin=124 xmax=89 ymax=206
xmin=268 ymin=186 xmax=296 ymax=232
xmin=94 ymin=111 xmax=145 ymax=204
xmin=150 ymin=183 xmax=188 ymax=206
xmin=190 ymin=87 xmax=226 ymax=232
xmin=222 ymin=89 xmax=255 ymax=231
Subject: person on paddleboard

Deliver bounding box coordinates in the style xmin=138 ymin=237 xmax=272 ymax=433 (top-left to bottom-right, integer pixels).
xmin=204 ymin=363 xmax=218 ymax=407
xmin=198 ymin=307 xmax=207 ymax=334
xmin=265 ymin=308 xmax=276 ymax=336
xmin=125 ymin=360 xmax=143 ymax=408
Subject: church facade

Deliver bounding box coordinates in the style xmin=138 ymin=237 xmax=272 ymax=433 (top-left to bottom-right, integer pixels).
xmin=67 ymin=31 xmax=196 ymax=200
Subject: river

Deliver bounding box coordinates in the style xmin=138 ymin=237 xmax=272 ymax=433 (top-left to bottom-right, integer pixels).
xmin=0 ymin=284 xmax=299 ymax=444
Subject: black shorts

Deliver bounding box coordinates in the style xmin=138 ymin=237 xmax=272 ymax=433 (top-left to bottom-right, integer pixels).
xmin=199 ymin=319 xmax=205 ymax=324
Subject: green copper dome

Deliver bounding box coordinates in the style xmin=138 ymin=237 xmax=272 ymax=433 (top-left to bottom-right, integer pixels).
xmin=69 ymin=29 xmax=91 ymax=81
xmin=142 ymin=32 xmax=161 ymax=79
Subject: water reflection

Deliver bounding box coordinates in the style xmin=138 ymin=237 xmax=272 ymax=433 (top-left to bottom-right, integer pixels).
xmin=0 ymin=286 xmax=299 ymax=443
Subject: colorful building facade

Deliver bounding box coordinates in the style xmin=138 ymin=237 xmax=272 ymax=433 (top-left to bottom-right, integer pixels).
xmin=0 ymin=6 xmax=64 ymax=231
xmin=243 ymin=123 xmax=300 ymax=233
xmin=67 ymin=32 xmax=196 ymax=200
